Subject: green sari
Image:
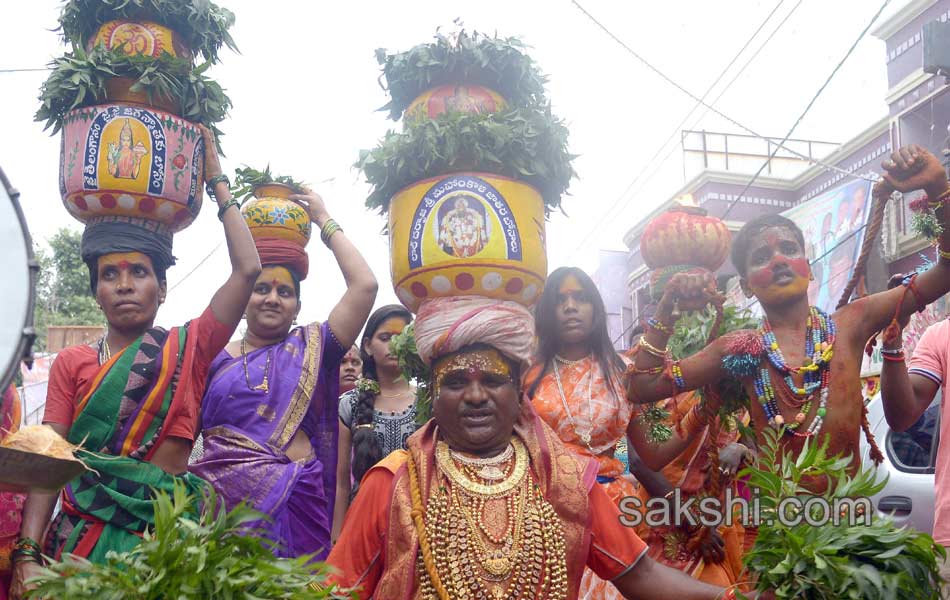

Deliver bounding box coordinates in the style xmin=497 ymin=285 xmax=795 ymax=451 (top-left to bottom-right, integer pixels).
xmin=46 ymin=324 xmax=206 ymax=563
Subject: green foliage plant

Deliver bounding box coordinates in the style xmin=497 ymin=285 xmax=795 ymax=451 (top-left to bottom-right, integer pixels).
xmin=740 ymin=427 xmax=944 ymax=599
xmin=58 ymin=0 xmax=237 ymax=64
xmin=26 ymin=484 xmax=348 ymax=599
xmin=37 ymin=45 xmax=230 ymax=142
xmin=375 ymin=29 xmax=547 ymax=121
xmin=388 ymin=323 xmax=432 ymax=426
xmin=232 ymin=165 xmax=307 ymax=204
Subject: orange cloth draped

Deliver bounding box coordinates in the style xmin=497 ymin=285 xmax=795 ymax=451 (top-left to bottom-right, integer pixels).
xmin=327 ymin=401 xmax=649 ymax=599
xmin=527 ymin=356 xmax=640 ymax=599
xmin=635 ymin=392 xmax=747 ymax=587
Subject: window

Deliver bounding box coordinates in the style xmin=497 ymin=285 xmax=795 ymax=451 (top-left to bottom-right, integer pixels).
xmin=887 ymin=395 xmax=940 ymax=473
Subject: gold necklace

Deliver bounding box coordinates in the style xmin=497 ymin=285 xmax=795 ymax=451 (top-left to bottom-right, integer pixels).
xmin=451 ymin=444 xmax=514 ymax=481
xmin=241 ymin=337 xmax=272 ymax=394
xmin=436 ymin=438 xmax=528 ymax=496
xmin=554 ymin=353 xmax=590 ymax=366
xmin=418 ymin=464 xmax=568 ymax=600
xmin=552 ymin=358 xmax=596 ymax=452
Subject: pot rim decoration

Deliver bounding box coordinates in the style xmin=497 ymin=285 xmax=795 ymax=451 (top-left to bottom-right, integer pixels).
xmin=389 ymin=170 xmax=536 ymax=213
xmin=251 ymin=182 xmax=297 ymax=201
xmin=105 ymin=76 xmax=179 ymax=115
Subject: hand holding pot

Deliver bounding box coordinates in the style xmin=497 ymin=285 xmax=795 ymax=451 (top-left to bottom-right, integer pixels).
xmin=659 ymin=270 xmax=722 ymax=314
xmin=290 ymin=188 xmax=330 ymax=227
xmin=199 ymin=125 xmax=222 ymax=183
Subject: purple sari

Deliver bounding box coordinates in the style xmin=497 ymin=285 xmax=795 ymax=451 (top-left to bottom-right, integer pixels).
xmin=190 ymin=322 xmax=345 ymax=559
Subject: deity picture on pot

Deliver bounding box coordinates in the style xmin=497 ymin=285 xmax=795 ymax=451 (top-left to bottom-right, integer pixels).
xmin=106 ymin=119 xmax=149 ymax=180
xmin=436 ymin=193 xmax=490 ymax=258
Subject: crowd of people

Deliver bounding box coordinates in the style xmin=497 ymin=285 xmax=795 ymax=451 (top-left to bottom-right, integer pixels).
xmin=5 ymin=134 xmax=950 ymax=598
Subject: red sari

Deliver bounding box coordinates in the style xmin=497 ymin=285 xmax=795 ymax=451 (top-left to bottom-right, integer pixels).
xmin=0 ymin=386 xmax=24 ymax=599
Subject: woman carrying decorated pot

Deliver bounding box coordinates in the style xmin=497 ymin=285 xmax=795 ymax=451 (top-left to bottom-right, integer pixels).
xmin=333 ymin=304 xmax=415 ymax=542
xmin=190 ymin=184 xmax=378 ymax=560
xmin=11 ymin=127 xmax=261 ymax=598
xmin=327 ymin=296 xmax=767 ymax=600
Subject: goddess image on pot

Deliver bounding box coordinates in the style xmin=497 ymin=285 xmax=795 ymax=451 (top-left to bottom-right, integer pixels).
xmin=106 ymin=118 xmax=148 ymax=180
xmin=437 ymin=193 xmax=489 ymax=258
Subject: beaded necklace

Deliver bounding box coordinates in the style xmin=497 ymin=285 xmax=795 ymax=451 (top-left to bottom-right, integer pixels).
xmin=755 ymin=306 xmax=835 ymax=437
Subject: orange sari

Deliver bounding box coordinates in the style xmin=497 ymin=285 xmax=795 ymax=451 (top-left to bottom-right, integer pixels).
xmin=527 ymin=356 xmax=637 ymax=600
xmin=327 ymin=401 xmax=649 ymax=599
xmin=635 ymin=393 xmax=747 ymax=587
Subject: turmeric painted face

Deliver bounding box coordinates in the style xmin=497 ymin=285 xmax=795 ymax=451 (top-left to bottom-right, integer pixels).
xmin=555 ymin=274 xmax=594 ymax=347
xmin=96 ymin=251 xmax=164 ymax=331
xmin=363 ymin=316 xmax=409 ymax=373
xmin=246 ymin=266 xmax=299 ymax=338
xmin=432 ymin=347 xmax=520 ymax=454
xmin=743 ymin=227 xmax=811 ymax=305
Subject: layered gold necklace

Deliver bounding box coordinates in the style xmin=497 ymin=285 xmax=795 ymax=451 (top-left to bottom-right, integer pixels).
xmin=416 ymin=438 xmax=568 ymax=600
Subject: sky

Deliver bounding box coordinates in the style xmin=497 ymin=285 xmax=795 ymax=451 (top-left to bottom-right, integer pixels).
xmin=0 ymin=0 xmax=907 ymax=330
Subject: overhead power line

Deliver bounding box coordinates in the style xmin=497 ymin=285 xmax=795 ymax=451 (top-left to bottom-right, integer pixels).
xmin=570 ymin=0 xmax=878 ymax=186
xmin=720 ymin=0 xmax=893 ymax=220
xmin=572 ymin=0 xmax=804 ymax=254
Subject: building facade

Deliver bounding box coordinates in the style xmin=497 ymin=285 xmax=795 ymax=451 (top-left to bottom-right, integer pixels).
xmin=623 ymin=0 xmax=950 ymax=356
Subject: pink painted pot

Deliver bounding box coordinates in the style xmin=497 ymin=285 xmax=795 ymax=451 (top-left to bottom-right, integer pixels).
xmin=60 ymin=103 xmax=204 ymax=232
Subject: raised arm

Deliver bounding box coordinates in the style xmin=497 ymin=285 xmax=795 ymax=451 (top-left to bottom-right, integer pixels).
xmin=852 ymin=146 xmax=950 ymax=343
xmin=201 ymin=126 xmax=262 ymax=329
xmin=291 ymin=190 xmax=378 ymax=349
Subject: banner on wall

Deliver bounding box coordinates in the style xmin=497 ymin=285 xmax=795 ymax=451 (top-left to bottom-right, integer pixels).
xmin=784 ymin=178 xmax=873 ymax=313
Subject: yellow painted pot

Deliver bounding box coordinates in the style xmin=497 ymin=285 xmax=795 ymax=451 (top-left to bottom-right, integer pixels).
xmin=405 ymin=84 xmax=508 ymax=124
xmin=241 ymin=184 xmax=312 ymax=247
xmin=89 ymin=20 xmax=191 ymax=59
xmin=389 ymin=172 xmax=547 ymax=312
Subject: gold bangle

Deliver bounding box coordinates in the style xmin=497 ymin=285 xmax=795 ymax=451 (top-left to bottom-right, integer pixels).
xmin=637 ymin=337 xmax=669 ymax=358
xmin=354 ymin=423 xmax=374 ymax=431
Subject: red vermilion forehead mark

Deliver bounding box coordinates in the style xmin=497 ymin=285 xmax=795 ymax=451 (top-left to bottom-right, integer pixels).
xmin=558 ymin=274 xmax=583 ymax=295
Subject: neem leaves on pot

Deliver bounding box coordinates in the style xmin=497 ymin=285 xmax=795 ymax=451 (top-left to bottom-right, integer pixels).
xmin=376 ymin=30 xmax=548 ymax=121
xmin=36 ymin=45 xmax=231 ymax=146
xmin=232 ymin=166 xmax=307 ymax=204
xmin=357 ymin=104 xmax=576 ymax=214
xmin=58 ymin=0 xmax=237 ymax=64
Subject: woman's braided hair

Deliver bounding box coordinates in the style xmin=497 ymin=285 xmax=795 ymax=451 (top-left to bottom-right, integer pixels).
xmin=350 ymin=304 xmax=412 ymax=492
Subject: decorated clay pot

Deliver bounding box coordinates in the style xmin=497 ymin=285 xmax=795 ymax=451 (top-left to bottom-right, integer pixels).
xmin=640 ymin=205 xmax=731 ymax=271
xmin=405 ymin=84 xmax=508 ymax=124
xmin=105 ymin=77 xmax=178 ymax=114
xmin=88 ymin=20 xmax=191 ymax=60
xmin=388 ymin=172 xmax=547 ymax=312
xmin=241 ymin=184 xmax=312 ymax=247
xmin=60 ymin=103 xmax=204 ymax=232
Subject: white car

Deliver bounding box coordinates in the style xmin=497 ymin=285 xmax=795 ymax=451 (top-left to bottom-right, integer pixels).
xmin=859 ymin=390 xmax=940 ymax=534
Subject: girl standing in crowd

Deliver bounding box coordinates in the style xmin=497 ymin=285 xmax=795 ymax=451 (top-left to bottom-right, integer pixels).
xmin=525 ymin=266 xmax=638 ymax=599
xmin=190 ymin=189 xmax=377 ymax=560
xmin=332 ymin=305 xmax=415 ymax=542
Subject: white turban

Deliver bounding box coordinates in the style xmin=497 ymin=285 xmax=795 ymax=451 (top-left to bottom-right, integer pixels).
xmin=413 ymin=296 xmax=536 ymax=367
